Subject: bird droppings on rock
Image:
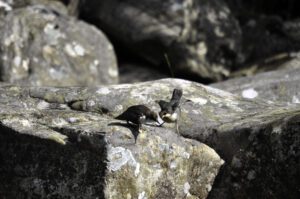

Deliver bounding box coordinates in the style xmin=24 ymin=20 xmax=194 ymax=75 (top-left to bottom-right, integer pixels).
xmin=242 ymin=88 xmax=258 ymax=99
xmin=96 ymin=87 xmax=111 ymax=95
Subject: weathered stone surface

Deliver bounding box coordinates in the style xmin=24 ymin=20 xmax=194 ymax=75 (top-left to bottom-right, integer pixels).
xmin=211 ymin=67 xmax=300 ymax=105
xmin=0 ymin=5 xmax=118 ymax=86
xmin=81 ymin=0 xmax=241 ymax=81
xmin=0 ymin=81 xmax=224 ymax=198
xmin=1 ymin=78 xmax=299 ymax=198
xmin=0 ymin=0 xmax=68 ymax=14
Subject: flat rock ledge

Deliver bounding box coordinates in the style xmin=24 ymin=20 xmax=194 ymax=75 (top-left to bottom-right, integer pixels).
xmin=0 ymin=78 xmax=299 ymax=198
xmin=0 ymin=81 xmax=224 ymax=198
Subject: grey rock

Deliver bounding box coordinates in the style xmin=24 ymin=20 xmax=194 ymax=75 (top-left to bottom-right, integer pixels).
xmin=81 ymin=0 xmax=241 ymax=81
xmin=0 ymin=5 xmax=118 ymax=86
xmin=0 ymin=0 xmax=68 ymax=14
xmin=1 ymin=78 xmax=299 ymax=198
xmin=0 ymin=81 xmax=224 ymax=198
xmin=211 ymin=66 xmax=300 ymax=105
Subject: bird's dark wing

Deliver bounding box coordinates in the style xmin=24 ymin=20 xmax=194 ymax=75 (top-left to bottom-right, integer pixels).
xmin=170 ymin=89 xmax=182 ymax=111
xmin=171 ymin=88 xmax=183 ymax=101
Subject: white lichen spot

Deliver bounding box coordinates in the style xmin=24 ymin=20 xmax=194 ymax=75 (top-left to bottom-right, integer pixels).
xmin=87 ymin=100 xmax=96 ymax=107
xmin=96 ymin=87 xmax=110 ymax=95
xmin=184 ymin=182 xmax=191 ymax=194
xmin=206 ymin=184 xmax=212 ymax=192
xmin=65 ymin=44 xmax=77 ymax=57
xmin=108 ymin=67 xmax=118 ymax=77
xmin=74 ymin=44 xmax=85 ymax=56
xmin=0 ymin=1 xmax=12 ymax=11
xmin=242 ymin=88 xmax=258 ymax=99
xmin=134 ymin=163 xmax=140 ymax=177
xmin=22 ymin=59 xmax=29 ymax=71
xmin=190 ymin=97 xmax=208 ymax=105
xmin=64 ymin=42 xmax=85 ymax=57
xmin=13 ymin=56 xmax=21 ymax=67
xmin=170 ymin=160 xmax=177 ymax=169
xmin=272 ymin=126 xmax=282 ymax=134
xmin=20 ymin=119 xmax=31 ymax=127
xmin=182 ymin=152 xmax=190 ymax=159
xmin=52 ymin=118 xmax=68 ymax=127
xmin=37 ymin=101 xmax=50 ymax=110
xmin=107 ymin=146 xmax=140 ymax=176
xmin=292 ymin=96 xmax=300 ymax=103
xmin=138 ymin=191 xmax=147 ymax=199
xmin=68 ymin=117 xmax=78 ymax=123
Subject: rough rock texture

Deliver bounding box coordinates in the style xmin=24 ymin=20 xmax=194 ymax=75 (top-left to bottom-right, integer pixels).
xmin=0 ymin=81 xmax=224 ymax=198
xmin=211 ymin=67 xmax=300 ymax=105
xmin=0 ymin=0 xmax=68 ymax=14
xmin=0 ymin=5 xmax=118 ymax=86
xmin=81 ymin=0 xmax=241 ymax=81
xmin=1 ymin=78 xmax=299 ymax=198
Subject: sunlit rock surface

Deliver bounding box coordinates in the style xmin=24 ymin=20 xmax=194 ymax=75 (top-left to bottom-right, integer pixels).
xmin=0 ymin=5 xmax=118 ymax=86
xmin=0 ymin=78 xmax=299 ymax=198
xmin=0 ymin=80 xmax=225 ymax=198
xmin=211 ymin=67 xmax=300 ymax=105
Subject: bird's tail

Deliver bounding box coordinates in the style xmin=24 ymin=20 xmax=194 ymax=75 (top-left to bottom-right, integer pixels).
xmin=171 ymin=88 xmax=183 ymax=101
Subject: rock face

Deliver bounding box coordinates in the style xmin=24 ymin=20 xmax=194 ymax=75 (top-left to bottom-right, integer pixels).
xmin=0 ymin=78 xmax=299 ymax=198
xmin=0 ymin=81 xmax=224 ymax=198
xmin=81 ymin=0 xmax=241 ymax=81
xmin=211 ymin=67 xmax=300 ymax=105
xmin=0 ymin=5 xmax=118 ymax=86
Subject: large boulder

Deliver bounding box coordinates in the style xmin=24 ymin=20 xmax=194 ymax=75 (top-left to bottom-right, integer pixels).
xmin=81 ymin=0 xmax=242 ymax=81
xmin=0 ymin=5 xmax=118 ymax=86
xmin=0 ymin=81 xmax=224 ymax=198
xmin=211 ymin=67 xmax=300 ymax=105
xmin=1 ymin=78 xmax=299 ymax=198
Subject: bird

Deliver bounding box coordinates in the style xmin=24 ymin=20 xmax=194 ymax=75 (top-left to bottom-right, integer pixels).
xmin=115 ymin=105 xmax=159 ymax=129
xmin=156 ymin=88 xmax=183 ymax=133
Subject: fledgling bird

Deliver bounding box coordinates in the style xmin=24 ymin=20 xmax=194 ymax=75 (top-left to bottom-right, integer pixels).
xmin=156 ymin=88 xmax=183 ymax=133
xmin=115 ymin=105 xmax=159 ymax=129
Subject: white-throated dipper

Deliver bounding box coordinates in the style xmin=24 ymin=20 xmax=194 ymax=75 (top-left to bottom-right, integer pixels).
xmin=156 ymin=88 xmax=183 ymax=133
xmin=115 ymin=105 xmax=159 ymax=129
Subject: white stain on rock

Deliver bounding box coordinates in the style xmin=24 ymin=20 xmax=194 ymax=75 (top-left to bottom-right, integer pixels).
xmin=20 ymin=119 xmax=31 ymax=127
xmin=138 ymin=191 xmax=147 ymax=199
xmin=64 ymin=42 xmax=86 ymax=57
xmin=96 ymin=87 xmax=110 ymax=95
xmin=107 ymin=146 xmax=140 ymax=176
xmin=184 ymin=182 xmax=191 ymax=194
xmin=190 ymin=97 xmax=208 ymax=105
xmin=108 ymin=67 xmax=118 ymax=77
xmin=242 ymin=88 xmax=258 ymax=99
xmin=37 ymin=101 xmax=50 ymax=110
xmin=13 ymin=56 xmax=21 ymax=67
xmin=292 ymin=96 xmax=300 ymax=103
